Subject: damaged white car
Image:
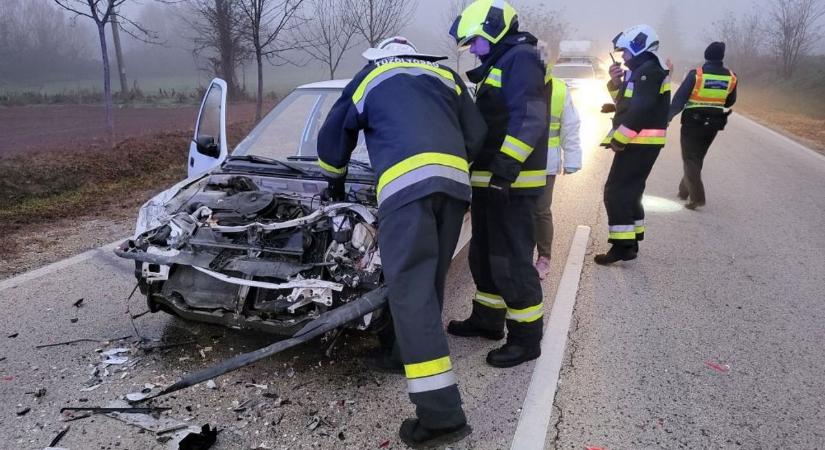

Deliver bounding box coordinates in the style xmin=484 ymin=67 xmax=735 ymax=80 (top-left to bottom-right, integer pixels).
xmin=116 ymin=79 xmax=470 ymax=339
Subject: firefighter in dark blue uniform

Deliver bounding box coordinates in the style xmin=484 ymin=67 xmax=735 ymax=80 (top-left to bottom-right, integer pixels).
xmin=446 ymin=0 xmax=550 ymax=368
xmin=596 ymin=25 xmax=672 ymax=265
xmin=669 ymin=42 xmax=738 ymax=210
xmin=317 ymin=37 xmax=486 ymax=448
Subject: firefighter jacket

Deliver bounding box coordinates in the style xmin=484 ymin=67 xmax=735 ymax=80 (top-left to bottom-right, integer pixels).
xmin=317 ymin=57 xmax=487 ymax=215
xmin=604 ymin=51 xmax=671 ymax=148
xmin=466 ymin=32 xmax=549 ymax=195
xmin=669 ymin=61 xmax=738 ymax=122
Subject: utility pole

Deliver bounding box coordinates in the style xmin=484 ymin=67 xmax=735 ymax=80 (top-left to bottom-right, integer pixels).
xmin=110 ymin=5 xmax=129 ymax=97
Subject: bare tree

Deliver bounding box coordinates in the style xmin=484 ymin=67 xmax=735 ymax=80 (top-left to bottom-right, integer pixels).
xmin=710 ymin=13 xmax=765 ymax=74
xmin=343 ymin=0 xmax=419 ymax=48
xmin=299 ymin=0 xmax=359 ymax=79
xmin=238 ymin=0 xmax=306 ymax=120
xmin=187 ymin=0 xmax=249 ymax=99
xmin=766 ymin=0 xmax=825 ymax=77
xmin=52 ymin=0 xmax=126 ymax=141
xmin=438 ymin=0 xmax=471 ymax=74
xmin=516 ymin=2 xmax=573 ymax=64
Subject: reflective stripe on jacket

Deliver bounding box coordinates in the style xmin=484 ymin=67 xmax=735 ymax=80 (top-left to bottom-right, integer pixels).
xmin=317 ymin=57 xmax=487 ymax=214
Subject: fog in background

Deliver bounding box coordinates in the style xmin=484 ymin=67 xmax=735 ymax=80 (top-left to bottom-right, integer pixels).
xmin=2 ymin=0 xmax=824 ymax=94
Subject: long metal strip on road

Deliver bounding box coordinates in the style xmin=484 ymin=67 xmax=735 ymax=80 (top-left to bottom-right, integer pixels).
xmin=510 ymin=225 xmax=591 ymax=450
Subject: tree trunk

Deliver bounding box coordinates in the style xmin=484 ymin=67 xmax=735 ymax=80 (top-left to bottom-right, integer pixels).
xmin=256 ymin=48 xmax=264 ymax=122
xmin=97 ymin=22 xmax=115 ymax=144
xmin=110 ymin=10 xmax=128 ymax=97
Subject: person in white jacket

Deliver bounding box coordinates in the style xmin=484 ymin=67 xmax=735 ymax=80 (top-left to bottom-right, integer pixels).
xmin=533 ymin=77 xmax=583 ymax=279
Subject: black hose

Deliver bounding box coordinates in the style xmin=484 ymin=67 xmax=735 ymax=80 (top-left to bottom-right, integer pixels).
xmin=146 ymin=287 xmax=388 ymax=400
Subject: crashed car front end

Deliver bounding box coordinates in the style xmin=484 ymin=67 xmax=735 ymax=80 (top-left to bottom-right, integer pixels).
xmin=116 ymin=172 xmax=386 ymax=336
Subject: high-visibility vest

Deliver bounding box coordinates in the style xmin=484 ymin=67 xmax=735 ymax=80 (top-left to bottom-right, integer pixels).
xmin=545 ymin=76 xmax=568 ymax=149
xmin=686 ymin=67 xmax=737 ymax=109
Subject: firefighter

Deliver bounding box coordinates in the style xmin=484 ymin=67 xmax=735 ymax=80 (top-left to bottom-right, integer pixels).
xmin=317 ymin=37 xmax=486 ymax=448
xmin=596 ymin=25 xmax=672 ymax=265
xmin=534 ymin=71 xmax=583 ymax=279
xmin=446 ymin=0 xmax=549 ymax=368
xmin=669 ymin=42 xmax=738 ymax=210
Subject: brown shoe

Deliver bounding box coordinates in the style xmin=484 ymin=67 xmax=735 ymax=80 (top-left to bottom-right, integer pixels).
xmin=685 ymin=201 xmax=705 ymax=210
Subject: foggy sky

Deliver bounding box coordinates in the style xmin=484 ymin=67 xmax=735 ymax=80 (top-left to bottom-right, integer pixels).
xmin=26 ymin=0 xmax=825 ymax=92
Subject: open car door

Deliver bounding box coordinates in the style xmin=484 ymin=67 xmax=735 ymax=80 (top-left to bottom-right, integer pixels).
xmin=188 ymin=78 xmax=228 ymax=178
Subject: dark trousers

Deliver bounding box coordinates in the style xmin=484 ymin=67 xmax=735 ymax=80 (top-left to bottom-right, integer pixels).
xmin=604 ymin=145 xmax=662 ymax=246
xmin=533 ymin=175 xmax=557 ymax=258
xmin=468 ymin=192 xmax=544 ymax=345
xmin=378 ymin=193 xmax=468 ymax=429
xmin=679 ymin=126 xmax=718 ymax=204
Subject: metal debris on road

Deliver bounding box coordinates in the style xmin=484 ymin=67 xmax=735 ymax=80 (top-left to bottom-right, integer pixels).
xmin=16 ymin=406 xmax=31 ymax=416
xmin=61 ymin=406 xmax=172 ymax=414
xmin=102 ymin=348 xmax=130 ymax=356
xmin=73 ymin=298 xmax=85 ymax=307
xmin=103 ymin=356 xmax=129 ymax=365
xmin=35 ymin=335 xmax=132 ymax=349
xmin=704 ymin=361 xmax=731 ymax=373
xmin=379 ymin=440 xmax=390 ymax=448
xmin=48 ymin=426 xmax=70 ymax=447
xmin=0 ymin=357 xmax=6 ymax=362
xmin=8 ymin=333 xmax=19 ymax=338
xmin=206 ymin=379 xmax=217 ymax=389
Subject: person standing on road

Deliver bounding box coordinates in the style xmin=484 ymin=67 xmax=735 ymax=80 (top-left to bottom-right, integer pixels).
xmin=533 ymin=72 xmax=583 ymax=279
xmin=669 ymin=42 xmax=738 ymax=210
xmin=595 ymin=25 xmax=671 ymax=266
xmin=317 ymin=37 xmax=486 ymax=448
xmin=446 ymin=0 xmax=550 ymax=368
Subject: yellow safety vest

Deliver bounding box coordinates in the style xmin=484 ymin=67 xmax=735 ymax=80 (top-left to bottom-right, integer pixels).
xmin=545 ymin=75 xmax=568 ymax=149
xmin=686 ymin=67 xmax=737 ymax=109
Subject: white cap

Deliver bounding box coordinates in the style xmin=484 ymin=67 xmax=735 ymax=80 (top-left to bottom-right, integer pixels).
xmin=362 ymin=36 xmax=447 ymax=62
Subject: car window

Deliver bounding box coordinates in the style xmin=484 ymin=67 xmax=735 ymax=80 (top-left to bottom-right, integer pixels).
xmin=233 ymin=89 xmax=369 ymax=164
xmin=552 ymin=65 xmax=596 ymax=79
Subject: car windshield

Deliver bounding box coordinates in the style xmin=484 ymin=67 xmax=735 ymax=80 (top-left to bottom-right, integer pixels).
xmin=552 ymin=65 xmax=595 ymax=79
xmin=232 ymin=88 xmax=369 ymax=163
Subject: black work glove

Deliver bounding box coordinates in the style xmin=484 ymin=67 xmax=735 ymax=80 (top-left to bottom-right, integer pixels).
xmin=609 ymin=138 xmax=626 ymax=153
xmin=322 ymin=177 xmax=346 ymax=202
xmin=488 ymin=175 xmax=512 ymax=205
xmin=601 ymin=103 xmax=617 ymax=114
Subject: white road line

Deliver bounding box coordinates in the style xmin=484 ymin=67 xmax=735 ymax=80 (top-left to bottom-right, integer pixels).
xmin=733 ymin=113 xmax=825 ymax=165
xmin=0 ymin=239 xmax=125 ymax=292
xmin=510 ymin=225 xmax=591 ymax=450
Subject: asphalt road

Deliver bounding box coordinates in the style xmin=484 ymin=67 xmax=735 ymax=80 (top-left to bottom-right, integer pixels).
xmin=2 ymin=95 xmax=824 ymax=449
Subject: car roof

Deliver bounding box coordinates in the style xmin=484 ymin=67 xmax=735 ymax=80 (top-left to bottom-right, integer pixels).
xmin=296 ymin=79 xmax=351 ymax=89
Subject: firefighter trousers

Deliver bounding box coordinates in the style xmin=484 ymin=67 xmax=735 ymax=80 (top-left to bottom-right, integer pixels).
xmin=377 ymin=193 xmax=468 ymax=429
xmin=678 ymin=126 xmax=718 ymax=204
xmin=468 ymin=191 xmax=544 ymax=346
xmin=604 ymin=145 xmax=662 ymax=246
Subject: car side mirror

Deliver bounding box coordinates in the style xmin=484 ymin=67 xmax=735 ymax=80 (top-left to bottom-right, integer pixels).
xmin=195 ymin=135 xmax=220 ymax=158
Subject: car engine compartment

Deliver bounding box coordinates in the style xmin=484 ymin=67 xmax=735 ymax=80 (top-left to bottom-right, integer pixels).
xmin=116 ymin=173 xmax=384 ymax=336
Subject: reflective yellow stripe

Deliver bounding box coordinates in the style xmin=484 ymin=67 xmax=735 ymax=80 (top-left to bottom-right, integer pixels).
xmin=501 ymin=135 xmax=534 ymax=163
xmin=377 ymin=153 xmax=469 ymax=196
xmin=405 ymin=356 xmax=452 ymax=379
xmin=660 ymin=76 xmax=672 ymax=94
xmin=485 ymin=68 xmax=502 ymax=88
xmin=635 ymin=225 xmax=646 ymax=234
xmin=609 ymin=231 xmax=636 ymax=240
xmin=506 ymin=303 xmax=544 ymax=323
xmin=318 ymin=159 xmax=346 ymax=176
xmin=470 ymin=170 xmax=547 ymax=188
xmin=474 ymin=291 xmax=506 ymax=309
xmin=352 ymin=62 xmax=457 ymax=106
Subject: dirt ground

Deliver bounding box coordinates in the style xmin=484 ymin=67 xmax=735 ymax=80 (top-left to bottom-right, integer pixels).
xmin=0 ymin=103 xmax=261 ymax=157
xmin=1 ymin=102 xmax=269 ymax=280
xmin=736 ymin=86 xmax=825 ymax=155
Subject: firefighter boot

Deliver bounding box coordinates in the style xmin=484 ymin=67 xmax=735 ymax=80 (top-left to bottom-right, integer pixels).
xmin=486 ymin=342 xmax=542 ymax=368
xmin=399 ymin=418 xmax=472 ymax=449
xmin=594 ymin=244 xmax=638 ymax=265
xmin=447 ymin=319 xmax=505 ymax=341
